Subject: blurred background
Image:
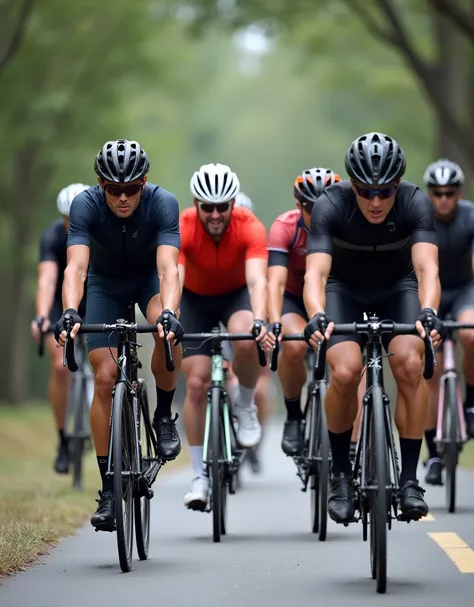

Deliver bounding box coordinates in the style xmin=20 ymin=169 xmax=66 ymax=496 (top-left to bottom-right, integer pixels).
xmin=2 ymin=0 xmax=474 ymax=406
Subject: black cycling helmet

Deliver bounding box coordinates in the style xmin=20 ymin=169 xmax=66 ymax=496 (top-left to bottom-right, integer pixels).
xmin=345 ymin=132 xmax=406 ymax=186
xmin=423 ymin=158 xmax=465 ymax=188
xmin=94 ymin=139 xmax=150 ymax=183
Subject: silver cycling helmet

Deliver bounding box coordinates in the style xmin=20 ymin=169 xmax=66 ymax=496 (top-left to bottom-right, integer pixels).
xmin=423 ymin=158 xmax=465 ymax=188
xmin=235 ymin=192 xmax=254 ymax=212
xmin=94 ymin=139 xmax=150 ymax=183
xmin=345 ymin=132 xmax=406 ymax=186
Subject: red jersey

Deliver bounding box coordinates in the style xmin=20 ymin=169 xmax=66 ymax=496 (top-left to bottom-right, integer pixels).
xmin=179 ymin=206 xmax=268 ymax=296
xmin=267 ymin=210 xmax=308 ymax=297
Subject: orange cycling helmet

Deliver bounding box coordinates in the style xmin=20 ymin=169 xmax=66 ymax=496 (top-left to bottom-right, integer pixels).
xmin=293 ymin=167 xmax=341 ymax=204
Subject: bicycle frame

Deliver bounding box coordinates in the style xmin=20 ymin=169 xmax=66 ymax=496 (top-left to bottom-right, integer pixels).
xmin=355 ymin=336 xmax=400 ymax=499
xmin=435 ymin=329 xmax=468 ymax=445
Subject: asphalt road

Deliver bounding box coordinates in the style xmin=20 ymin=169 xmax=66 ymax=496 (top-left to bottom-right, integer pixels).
xmin=2 ymin=421 xmax=474 ymax=604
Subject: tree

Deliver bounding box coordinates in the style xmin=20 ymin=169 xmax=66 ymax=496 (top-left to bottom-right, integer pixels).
xmin=0 ymin=0 xmax=37 ymax=73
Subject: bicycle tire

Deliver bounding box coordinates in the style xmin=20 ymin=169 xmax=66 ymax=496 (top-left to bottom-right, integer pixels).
xmin=71 ymin=374 xmax=87 ymax=491
xmin=444 ymin=376 xmax=459 ymax=514
xmin=368 ymin=386 xmax=388 ymax=594
xmin=306 ymin=389 xmax=319 ymax=534
xmin=316 ymin=380 xmax=330 ymax=541
xmin=135 ymin=379 xmax=151 ymax=560
xmin=210 ymin=385 xmax=223 ymax=543
xmin=113 ymin=383 xmax=135 ymax=572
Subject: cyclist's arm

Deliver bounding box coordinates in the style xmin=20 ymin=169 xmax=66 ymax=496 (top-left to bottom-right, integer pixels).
xmin=157 ymin=245 xmax=180 ymax=312
xmin=63 ymin=245 xmax=89 ymax=311
xmin=246 ymin=258 xmax=268 ymax=320
xmin=178 ymin=263 xmax=185 ymax=295
xmin=303 ymin=253 xmax=331 ymax=317
xmin=267 ymin=262 xmax=288 ymax=323
xmin=412 ymin=243 xmax=441 ymax=311
xmin=36 ymin=262 xmax=58 ymax=318
xmin=304 ymin=194 xmax=334 ymax=317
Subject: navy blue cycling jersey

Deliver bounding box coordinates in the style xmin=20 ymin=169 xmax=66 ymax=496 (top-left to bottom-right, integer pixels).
xmin=39 ymin=219 xmax=67 ymax=303
xmin=68 ymin=183 xmax=180 ymax=277
xmin=436 ymin=199 xmax=474 ymax=289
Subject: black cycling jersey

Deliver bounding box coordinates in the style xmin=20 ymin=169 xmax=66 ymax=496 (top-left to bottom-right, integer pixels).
xmin=436 ymin=199 xmax=474 ymax=289
xmin=68 ymin=183 xmax=180 ymax=277
xmin=307 ymin=180 xmax=437 ymax=288
xmin=39 ymin=219 xmax=67 ymax=303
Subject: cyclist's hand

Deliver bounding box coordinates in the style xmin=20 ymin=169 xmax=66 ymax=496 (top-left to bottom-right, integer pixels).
xmin=252 ymin=319 xmax=266 ymax=342
xmin=304 ymin=312 xmax=333 ymax=349
xmin=54 ymin=309 xmax=82 ymax=346
xmin=156 ymin=310 xmax=183 ymax=345
xmin=416 ymin=307 xmax=443 ymax=347
xmin=262 ymin=322 xmax=281 ymax=351
xmin=31 ymin=316 xmax=50 ymax=342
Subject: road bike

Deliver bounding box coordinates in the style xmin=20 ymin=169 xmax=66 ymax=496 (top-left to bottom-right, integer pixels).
xmin=63 ymin=305 xmax=175 ymax=572
xmin=181 ymin=326 xmax=266 ymax=542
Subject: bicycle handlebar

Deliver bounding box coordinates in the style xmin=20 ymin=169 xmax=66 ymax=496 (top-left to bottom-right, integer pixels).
xmin=36 ymin=319 xmax=53 ymax=357
xmin=269 ymin=319 xmax=470 ymax=381
xmin=182 ymin=329 xmax=267 ymax=367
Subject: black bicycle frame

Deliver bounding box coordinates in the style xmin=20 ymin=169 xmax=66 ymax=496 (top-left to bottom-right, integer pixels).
xmin=355 ymin=337 xmax=400 ymax=494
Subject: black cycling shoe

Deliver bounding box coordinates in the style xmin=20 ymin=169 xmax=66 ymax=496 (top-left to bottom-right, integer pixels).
xmin=54 ymin=441 xmax=69 ymax=474
xmin=281 ymin=419 xmax=304 ymax=456
xmin=154 ymin=413 xmax=181 ymax=460
xmin=398 ymin=480 xmax=429 ymax=521
xmin=328 ymin=473 xmax=356 ymax=524
xmin=91 ymin=490 xmax=116 ymax=532
xmin=465 ymin=410 xmax=474 ymax=439
xmin=425 ymin=457 xmax=443 ymax=486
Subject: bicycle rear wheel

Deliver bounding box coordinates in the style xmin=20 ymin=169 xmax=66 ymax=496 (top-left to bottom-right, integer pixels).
xmin=112 ymin=383 xmax=135 ymax=572
xmin=316 ymin=380 xmax=330 ymax=541
xmin=135 ymin=379 xmax=151 ymax=560
xmin=444 ymin=376 xmax=459 ymax=514
xmin=368 ymin=386 xmax=388 ymax=594
xmin=210 ymin=386 xmax=224 ymax=542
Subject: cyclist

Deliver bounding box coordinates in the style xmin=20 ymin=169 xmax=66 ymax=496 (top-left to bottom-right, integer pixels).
xmin=178 ymin=163 xmax=268 ymax=510
xmin=303 ymin=132 xmax=442 ymax=523
xmin=264 ymin=168 xmax=341 ymax=456
xmin=223 ymin=191 xmax=275 ymax=474
xmin=422 ymin=159 xmax=474 ymax=485
xmin=32 ymin=183 xmax=90 ymax=474
xmin=55 ymin=139 xmax=184 ymax=532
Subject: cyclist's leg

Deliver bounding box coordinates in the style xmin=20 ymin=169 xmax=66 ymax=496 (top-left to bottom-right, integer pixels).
xmin=46 ymin=299 xmax=71 ymax=473
xmin=382 ymin=279 xmax=428 ymax=518
xmin=180 ymin=289 xmax=214 ymax=509
xmin=138 ymin=271 xmax=182 ymax=460
xmin=86 ymin=275 xmax=127 ymax=529
xmin=324 ymin=281 xmax=364 ymax=523
xmin=224 ymin=287 xmax=262 ymax=448
xmin=278 ymin=292 xmax=308 ymax=455
xmin=453 ymin=280 xmax=474 ymax=438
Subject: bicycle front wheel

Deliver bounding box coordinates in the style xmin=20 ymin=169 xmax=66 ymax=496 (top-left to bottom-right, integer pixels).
xmin=135 ymin=379 xmax=151 ymax=560
xmin=369 ymin=386 xmax=388 ymax=594
xmin=112 ymin=383 xmax=135 ymax=572
xmin=444 ymin=376 xmax=459 ymax=514
xmin=316 ymin=380 xmax=330 ymax=541
xmin=210 ymin=385 xmax=224 ymax=543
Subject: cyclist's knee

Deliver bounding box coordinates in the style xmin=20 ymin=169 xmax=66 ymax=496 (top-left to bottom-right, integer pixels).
xmin=392 ymin=351 xmax=423 ymax=386
xmin=328 ymin=346 xmax=362 ymax=388
xmin=91 ymin=357 xmax=117 ymax=400
xmin=51 ymin=357 xmax=70 ymax=379
xmin=459 ymin=327 xmax=474 ymax=352
xmin=185 ymin=373 xmax=210 ymax=405
xmin=232 ymin=339 xmax=257 ymax=361
xmin=281 ymin=341 xmax=308 ymax=366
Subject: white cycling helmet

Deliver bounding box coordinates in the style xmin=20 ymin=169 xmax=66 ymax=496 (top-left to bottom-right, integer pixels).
xmin=57 ymin=183 xmax=90 ymax=216
xmin=190 ymin=163 xmax=240 ymax=203
xmin=423 ymin=158 xmax=465 ymax=188
xmin=235 ymin=192 xmax=255 ymax=213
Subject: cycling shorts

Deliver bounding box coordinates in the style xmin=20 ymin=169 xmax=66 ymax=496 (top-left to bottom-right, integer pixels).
xmin=281 ymin=291 xmax=309 ymax=321
xmin=180 ymin=286 xmax=251 ymax=358
xmin=85 ymin=271 xmax=160 ymax=352
xmin=325 ymin=277 xmax=420 ymax=351
xmin=439 ymin=279 xmax=474 ymax=319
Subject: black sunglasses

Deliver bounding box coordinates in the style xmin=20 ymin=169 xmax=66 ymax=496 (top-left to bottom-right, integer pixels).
xmin=103 ymin=183 xmax=143 ymax=197
xmin=199 ymin=202 xmax=231 ymax=213
xmin=431 ymin=189 xmax=457 ymax=198
xmin=354 ymin=183 xmax=398 ymax=200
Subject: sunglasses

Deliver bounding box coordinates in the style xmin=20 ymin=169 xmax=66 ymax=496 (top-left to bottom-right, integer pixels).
xmin=103 ymin=183 xmax=143 ymax=197
xmin=431 ymin=189 xmax=457 ymax=198
xmin=354 ymin=183 xmax=398 ymax=200
xmin=199 ymin=202 xmax=231 ymax=213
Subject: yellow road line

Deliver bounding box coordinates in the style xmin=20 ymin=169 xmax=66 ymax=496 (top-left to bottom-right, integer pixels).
xmin=429 ymin=532 xmax=474 ymax=573
xmin=420 ymin=513 xmax=435 ymax=522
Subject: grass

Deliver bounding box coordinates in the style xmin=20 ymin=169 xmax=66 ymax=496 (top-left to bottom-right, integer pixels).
xmin=0 ymin=403 xmax=188 ymax=578
xmin=460 ymin=440 xmax=474 ymax=470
